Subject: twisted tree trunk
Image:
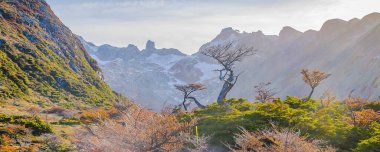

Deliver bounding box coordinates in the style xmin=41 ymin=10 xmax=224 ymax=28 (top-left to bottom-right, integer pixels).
xmin=305 ymin=87 xmax=315 ymax=101
xmin=182 ymin=98 xmax=188 ymax=111
xmin=187 ymin=97 xmax=206 ymax=109
xmin=216 ymin=71 xmax=237 ymax=103
xmin=217 ymin=83 xmax=232 ymax=103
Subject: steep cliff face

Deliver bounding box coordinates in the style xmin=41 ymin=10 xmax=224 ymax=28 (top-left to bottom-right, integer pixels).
xmin=0 ymin=0 xmax=116 ymax=105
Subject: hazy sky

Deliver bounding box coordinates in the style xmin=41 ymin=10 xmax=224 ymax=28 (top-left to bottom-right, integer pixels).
xmin=46 ymin=0 xmax=379 ymax=54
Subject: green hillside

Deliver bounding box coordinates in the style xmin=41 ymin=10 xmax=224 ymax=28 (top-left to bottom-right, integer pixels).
xmin=0 ymin=0 xmax=117 ymax=106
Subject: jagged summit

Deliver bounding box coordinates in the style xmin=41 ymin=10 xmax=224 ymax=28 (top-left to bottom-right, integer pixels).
xmin=220 ymin=27 xmax=238 ymax=34
xmin=254 ymin=30 xmax=264 ymax=35
xmin=126 ymin=44 xmax=140 ymax=52
xmin=145 ymin=40 xmax=156 ymax=50
xmin=279 ymin=26 xmax=302 ymax=40
xmin=214 ymin=27 xmax=240 ymax=41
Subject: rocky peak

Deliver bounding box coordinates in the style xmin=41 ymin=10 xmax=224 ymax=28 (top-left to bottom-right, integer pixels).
xmin=145 ymin=40 xmax=156 ymax=50
xmin=320 ymin=18 xmax=348 ymax=32
xmin=279 ymin=26 xmax=301 ymax=38
xmin=219 ymin=27 xmax=240 ymax=37
xmin=348 ymin=18 xmax=360 ymax=24
xmin=279 ymin=26 xmax=302 ymax=41
xmin=220 ymin=27 xmax=237 ymax=34
xmin=253 ymin=30 xmax=264 ymax=35
xmin=362 ymin=12 xmax=380 ymax=20
xmin=208 ymin=27 xmax=240 ymax=44
xmin=360 ymin=12 xmax=380 ymax=26
xmin=126 ymin=44 xmax=140 ymax=52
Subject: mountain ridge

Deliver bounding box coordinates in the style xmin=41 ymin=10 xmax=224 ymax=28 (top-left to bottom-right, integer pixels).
xmin=81 ymin=12 xmax=380 ymax=110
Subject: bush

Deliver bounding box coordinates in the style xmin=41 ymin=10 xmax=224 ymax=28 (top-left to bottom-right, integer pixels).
xmin=51 ymin=117 xmax=81 ymax=126
xmin=39 ymin=134 xmax=73 ymax=152
xmin=228 ymin=127 xmax=336 ymax=152
xmin=354 ymin=122 xmax=380 ymax=152
xmin=183 ymin=97 xmax=379 ymax=150
xmin=79 ymin=108 xmax=111 ymax=124
xmin=0 ymin=114 xmax=52 ymax=135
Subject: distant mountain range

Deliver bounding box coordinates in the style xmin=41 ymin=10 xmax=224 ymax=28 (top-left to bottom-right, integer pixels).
xmin=80 ymin=12 xmax=380 ymax=110
xmin=79 ymin=37 xmax=221 ymax=110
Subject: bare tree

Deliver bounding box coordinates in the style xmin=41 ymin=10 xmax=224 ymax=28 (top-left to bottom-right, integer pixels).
xmin=185 ymin=135 xmax=210 ymax=152
xmin=319 ymin=90 xmax=336 ymax=108
xmin=75 ymin=105 xmax=201 ymax=151
xmin=175 ymin=83 xmax=206 ymax=111
xmin=227 ymin=126 xmax=336 ymax=152
xmin=254 ymin=82 xmax=276 ymax=103
xmin=301 ymin=69 xmax=331 ymax=101
xmin=201 ymin=42 xmax=255 ymax=103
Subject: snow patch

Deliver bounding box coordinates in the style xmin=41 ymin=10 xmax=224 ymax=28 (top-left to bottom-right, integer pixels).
xmin=194 ymin=61 xmax=221 ymax=81
xmin=146 ymin=53 xmax=185 ymax=70
xmin=90 ymin=54 xmax=113 ymax=65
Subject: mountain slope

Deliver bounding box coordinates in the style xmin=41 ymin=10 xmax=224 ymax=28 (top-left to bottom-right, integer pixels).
xmin=80 ymin=38 xmax=219 ymax=109
xmin=82 ymin=13 xmax=380 ymax=110
xmin=0 ymin=0 xmax=116 ymax=106
xmin=227 ymin=12 xmax=380 ymax=100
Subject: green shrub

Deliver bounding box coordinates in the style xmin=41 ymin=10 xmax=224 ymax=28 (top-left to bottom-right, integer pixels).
xmin=182 ymin=97 xmax=377 ymax=151
xmin=0 ymin=114 xmax=52 ymax=135
xmin=52 ymin=117 xmax=81 ymax=126
xmin=354 ymin=122 xmax=380 ymax=152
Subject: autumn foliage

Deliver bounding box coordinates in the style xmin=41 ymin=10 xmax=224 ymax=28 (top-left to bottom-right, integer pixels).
xmin=228 ymin=127 xmax=336 ymax=152
xmin=301 ymin=69 xmax=330 ymax=101
xmin=75 ymin=102 xmax=201 ymax=151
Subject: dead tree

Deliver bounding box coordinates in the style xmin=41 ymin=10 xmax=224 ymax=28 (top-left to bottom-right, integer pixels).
xmin=174 ymin=83 xmax=206 ymax=111
xmin=301 ymin=69 xmax=331 ymax=101
xmin=254 ymin=82 xmax=276 ymax=103
xmin=201 ymin=42 xmax=255 ymax=103
xmin=319 ymin=90 xmax=336 ymax=108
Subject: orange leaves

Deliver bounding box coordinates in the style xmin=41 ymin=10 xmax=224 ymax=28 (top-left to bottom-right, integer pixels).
xmin=344 ymin=96 xmax=368 ymax=110
xmin=0 ymin=134 xmax=39 ymax=152
xmin=354 ymin=109 xmax=380 ymax=127
xmin=80 ymin=108 xmax=111 ymax=124
xmin=75 ymin=104 xmax=199 ymax=151
xmin=343 ymin=96 xmax=380 ymax=127
xmin=0 ymin=145 xmax=19 ymax=152
xmin=301 ymin=69 xmax=330 ymax=89
xmin=1 ymin=135 xmax=12 ymax=145
xmin=228 ymin=127 xmax=336 ymax=152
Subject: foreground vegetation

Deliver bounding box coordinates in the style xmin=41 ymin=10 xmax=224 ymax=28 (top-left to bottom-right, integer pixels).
xmin=0 ymin=99 xmax=207 ymax=151
xmin=180 ymin=97 xmax=380 ymax=151
xmin=1 ymin=94 xmax=379 ymax=151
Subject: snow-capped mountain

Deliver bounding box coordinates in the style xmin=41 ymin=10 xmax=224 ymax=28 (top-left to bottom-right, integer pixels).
xmin=81 ymin=12 xmax=380 ymax=110
xmin=79 ymin=37 xmax=222 ymax=110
